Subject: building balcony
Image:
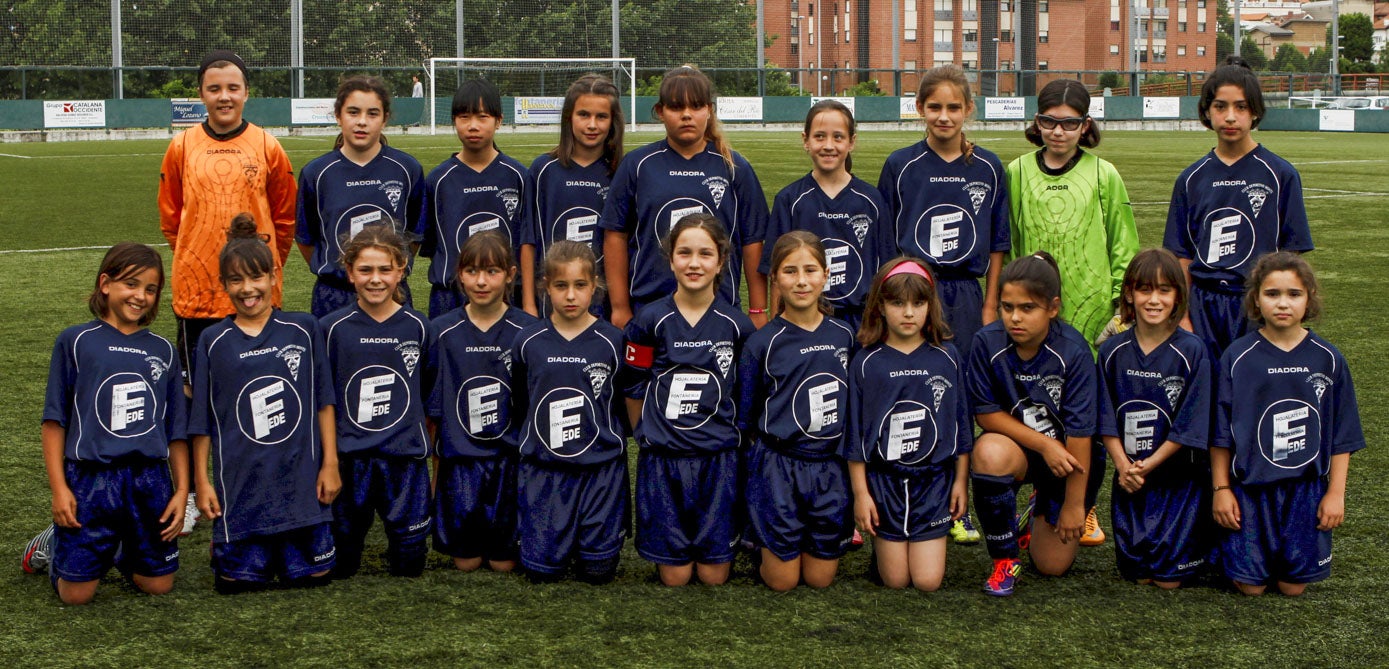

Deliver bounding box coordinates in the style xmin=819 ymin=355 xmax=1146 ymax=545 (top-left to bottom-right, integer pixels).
xmin=935 ymin=10 xmax=953 ymax=20
xmin=964 ymin=40 xmax=979 ymax=52
xmin=935 ymin=40 xmax=953 ymax=51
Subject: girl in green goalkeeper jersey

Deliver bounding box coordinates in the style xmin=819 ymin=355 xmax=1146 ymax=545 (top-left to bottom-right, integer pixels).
xmin=1005 ymin=79 xmax=1138 ymax=349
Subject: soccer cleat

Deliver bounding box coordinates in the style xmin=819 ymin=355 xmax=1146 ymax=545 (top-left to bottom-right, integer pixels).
xmin=850 ymin=528 xmax=865 ymax=548
xmin=1016 ymin=490 xmax=1036 ymax=551
xmin=949 ymin=513 xmax=982 ymax=545
xmin=1080 ymin=507 xmax=1106 ymax=546
xmin=21 ymin=524 xmax=54 ymax=574
xmin=983 ymin=558 xmax=1021 ymax=596
xmin=180 ymin=493 xmax=200 ymax=537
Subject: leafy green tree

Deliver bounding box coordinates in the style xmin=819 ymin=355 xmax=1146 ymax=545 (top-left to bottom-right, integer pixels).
xmin=1329 ymin=13 xmax=1375 ymax=65
xmin=1240 ymin=35 xmax=1269 ymax=70
xmin=1216 ymin=33 xmax=1235 ymax=64
xmin=1270 ymin=43 xmax=1308 ymax=72
xmin=1306 ymin=47 xmax=1331 ymax=73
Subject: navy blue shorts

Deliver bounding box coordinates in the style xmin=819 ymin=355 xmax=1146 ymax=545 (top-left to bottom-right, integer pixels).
xmin=865 ymin=463 xmax=955 ymax=542
xmin=432 ymin=455 xmax=518 ymax=562
xmin=517 ymin=457 xmax=629 ymax=575
xmin=51 ymin=460 xmax=180 ymax=583
xmin=1024 ymin=441 xmax=1105 ymax=527
xmin=746 ymin=442 xmax=852 ymax=560
xmin=1220 ymin=477 xmax=1332 ymax=586
xmin=211 ymin=522 xmax=335 ymax=582
xmin=1189 ymin=283 xmax=1249 ymax=359
xmin=636 ymin=449 xmax=741 ymax=565
xmin=332 ymin=453 xmax=431 ymax=563
xmin=1111 ymin=474 xmax=1210 ymax=582
xmin=938 ymin=277 xmax=983 ymax=360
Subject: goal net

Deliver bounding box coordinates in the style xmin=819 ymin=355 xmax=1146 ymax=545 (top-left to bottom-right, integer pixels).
xmin=425 ymin=57 xmax=637 ymax=134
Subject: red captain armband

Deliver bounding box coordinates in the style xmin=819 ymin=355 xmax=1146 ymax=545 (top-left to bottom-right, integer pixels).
xmin=624 ymin=342 xmax=654 ymax=369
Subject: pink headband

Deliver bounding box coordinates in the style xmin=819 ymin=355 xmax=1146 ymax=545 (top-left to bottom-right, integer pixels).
xmin=884 ymin=260 xmax=934 ymax=287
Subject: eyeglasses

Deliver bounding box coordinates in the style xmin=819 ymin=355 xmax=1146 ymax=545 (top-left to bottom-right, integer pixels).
xmin=1035 ymin=114 xmax=1086 ymax=131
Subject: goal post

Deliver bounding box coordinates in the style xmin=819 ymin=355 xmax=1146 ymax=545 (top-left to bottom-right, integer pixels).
xmin=425 ymin=57 xmax=637 ymax=135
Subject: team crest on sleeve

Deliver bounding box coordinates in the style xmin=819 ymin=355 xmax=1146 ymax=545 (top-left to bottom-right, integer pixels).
xmin=849 ymin=215 xmax=872 ymax=245
xmin=145 ymin=356 xmax=168 ymax=382
xmin=711 ymin=341 xmax=735 ymax=377
xmin=277 ymin=345 xmax=306 ymax=381
xmin=926 ymin=375 xmax=953 ymax=411
xmin=583 ymin=362 xmax=612 ymax=395
xmin=1242 ymin=184 xmax=1272 ymax=218
xmin=702 ymin=177 xmax=729 ymax=208
xmin=1040 ymin=375 xmax=1064 ymax=406
xmin=1160 ymin=375 xmax=1186 ymax=409
xmin=965 ymin=182 xmax=991 ymax=214
xmin=1306 ymin=373 xmax=1332 ymax=401
xmin=499 ymin=188 xmax=520 ymax=219
xmin=382 ymin=181 xmax=404 ymax=208
xmin=396 ymin=341 xmax=421 ymax=376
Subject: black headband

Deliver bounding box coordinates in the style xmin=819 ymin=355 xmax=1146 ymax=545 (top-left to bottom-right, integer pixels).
xmin=198 ymin=49 xmax=248 ymax=83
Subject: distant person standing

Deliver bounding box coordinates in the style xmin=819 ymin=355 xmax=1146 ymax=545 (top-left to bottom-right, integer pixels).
xmin=412 ymin=75 xmax=424 ymax=98
xmin=158 ymin=49 xmax=297 ymax=534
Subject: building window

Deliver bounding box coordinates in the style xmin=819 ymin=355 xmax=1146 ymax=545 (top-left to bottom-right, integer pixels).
xmin=1197 ymin=45 xmax=1206 ymax=56
xmin=964 ymin=29 xmax=978 ymax=42
xmin=1111 ymin=20 xmax=1121 ymax=31
xmin=1039 ymin=31 xmax=1048 ymax=43
xmin=809 ymin=1 xmax=814 ymax=16
xmin=1110 ymin=44 xmax=1120 ymax=54
xmin=1178 ymin=21 xmax=1186 ymax=32
xmin=1154 ymin=50 xmax=1166 ymax=63
xmin=1177 ymin=45 xmax=1186 ymax=55
xmin=905 ymin=60 xmax=917 ymax=70
xmin=1001 ymin=1 xmax=1010 ymax=11
xmin=1139 ymin=50 xmax=1148 ymax=63
xmin=1039 ymin=1 xmax=1049 ymax=11
xmin=1001 ymin=30 xmax=1012 ymax=42
xmin=905 ymin=0 xmax=918 ymax=41
xmin=1197 ymin=0 xmax=1205 ymax=6
xmin=1197 ymin=22 xmax=1206 ymax=32
xmin=1038 ymin=61 xmax=1049 ymax=70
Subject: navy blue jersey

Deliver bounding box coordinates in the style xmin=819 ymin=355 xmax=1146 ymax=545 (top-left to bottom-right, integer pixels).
xmin=736 ymin=315 xmax=856 ymax=459
xmin=598 ymin=139 xmax=767 ymax=306
xmin=429 ymin=306 xmax=538 ymax=458
xmin=43 ymin=320 xmax=186 ymax=463
xmin=295 ymin=146 xmax=426 ymax=280
xmin=529 ymin=154 xmax=610 ymax=261
xmin=512 ymin=319 xmax=627 ymax=466
xmin=1163 ymin=145 xmax=1313 ymax=287
xmin=189 ymin=311 xmax=335 ymax=542
xmin=758 ymin=174 xmax=894 ymax=313
xmin=622 ymin=296 xmax=754 ymax=455
xmin=967 ymin=320 xmax=1098 ymax=441
xmin=420 ymin=152 xmax=532 ymax=289
xmin=847 ymin=341 xmax=972 ymax=473
xmin=1097 ymin=328 xmax=1212 ymax=463
xmin=320 ymin=305 xmax=432 ymax=457
xmin=1216 ymin=330 xmax=1365 ymax=485
xmin=877 ymin=141 xmax=1010 ymax=279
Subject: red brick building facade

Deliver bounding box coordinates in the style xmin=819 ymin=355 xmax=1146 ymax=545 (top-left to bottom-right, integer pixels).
xmin=762 ymin=0 xmax=1219 ymax=94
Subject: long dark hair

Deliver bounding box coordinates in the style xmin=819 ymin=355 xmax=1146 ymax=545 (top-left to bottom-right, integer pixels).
xmin=333 ymin=75 xmax=392 ymax=150
xmin=1025 ymin=79 xmax=1101 ymax=148
xmin=857 ymin=257 xmax=949 ymax=348
xmin=90 ymin=243 xmax=165 ymax=327
xmin=551 ymin=73 xmax=625 ymax=175
xmin=803 ymin=99 xmax=856 ymax=173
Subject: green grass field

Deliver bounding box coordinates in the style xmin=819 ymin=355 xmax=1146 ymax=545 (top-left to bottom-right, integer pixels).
xmin=0 ymin=127 xmax=1385 ymax=667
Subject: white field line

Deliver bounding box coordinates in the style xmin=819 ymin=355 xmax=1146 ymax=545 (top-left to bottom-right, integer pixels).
xmin=0 ymin=243 xmax=168 ymax=255
xmin=0 ymin=152 xmax=33 ymax=158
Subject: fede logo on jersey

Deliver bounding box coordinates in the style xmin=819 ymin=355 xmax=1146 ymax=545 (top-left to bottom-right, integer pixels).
xmin=821 ymin=238 xmax=862 ymax=299
xmin=1116 ymin=399 xmax=1172 ymax=458
xmin=456 ymin=212 xmax=508 ymax=249
xmin=457 ymin=375 xmax=510 ymax=439
xmin=346 ymin=365 xmax=409 ymax=432
xmin=534 ymin=387 xmax=598 ymax=457
xmin=1258 ymin=398 xmax=1321 ymax=469
xmin=656 ymin=365 xmax=722 ymax=430
xmin=235 ymin=375 xmax=304 ymax=444
xmin=656 ymin=198 xmax=712 ymax=239
xmin=1197 ymin=207 xmax=1256 ymax=268
xmin=915 ymin=204 xmax=977 ymax=263
xmin=96 ymin=373 xmax=158 ymax=438
xmin=877 ymin=400 xmax=937 ymax=464
xmin=791 ymin=373 xmax=847 ymax=439
xmin=556 ymin=206 xmax=601 ymax=244
xmin=337 ymin=205 xmax=389 ymax=246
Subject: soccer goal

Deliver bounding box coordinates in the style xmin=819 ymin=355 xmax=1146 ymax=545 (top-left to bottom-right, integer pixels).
xmin=425 ymin=57 xmax=637 ymax=135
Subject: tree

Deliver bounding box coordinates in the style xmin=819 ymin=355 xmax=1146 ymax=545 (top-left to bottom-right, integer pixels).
xmin=1239 ymin=36 xmax=1269 ymax=70
xmin=1216 ymin=33 xmax=1235 ymax=65
xmin=1306 ymin=47 xmax=1331 ymax=73
xmin=1270 ymin=43 xmax=1308 ymax=72
xmin=1330 ymin=13 xmax=1375 ymax=65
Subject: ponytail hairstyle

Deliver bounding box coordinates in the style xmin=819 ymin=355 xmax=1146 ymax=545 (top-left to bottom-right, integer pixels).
xmin=1198 ymin=56 xmax=1266 ymax=131
xmin=1025 ymin=78 xmax=1102 ymax=148
xmin=340 ymin=221 xmax=410 ymax=305
xmin=1243 ymin=251 xmax=1321 ymax=325
xmin=1119 ymin=248 xmax=1187 ymax=325
xmin=552 ymin=73 xmax=626 ymax=175
xmin=654 ymin=65 xmax=733 ymax=169
xmin=332 ymin=75 xmax=392 ymax=151
xmin=769 ymin=230 xmax=833 ymax=317
xmin=857 ymin=256 xmax=949 ymax=348
xmin=543 ymin=239 xmax=605 ymax=300
xmin=999 ymin=250 xmax=1063 ymax=308
xmin=90 ymin=242 xmax=165 ymax=327
xmin=917 ymin=64 xmax=977 ymax=165
xmin=663 ymin=212 xmax=732 ymax=278
xmin=802 ymin=99 xmax=857 ymax=173
xmin=456 ymin=230 xmax=518 ymax=304
xmin=219 ymin=212 xmax=275 ymax=281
